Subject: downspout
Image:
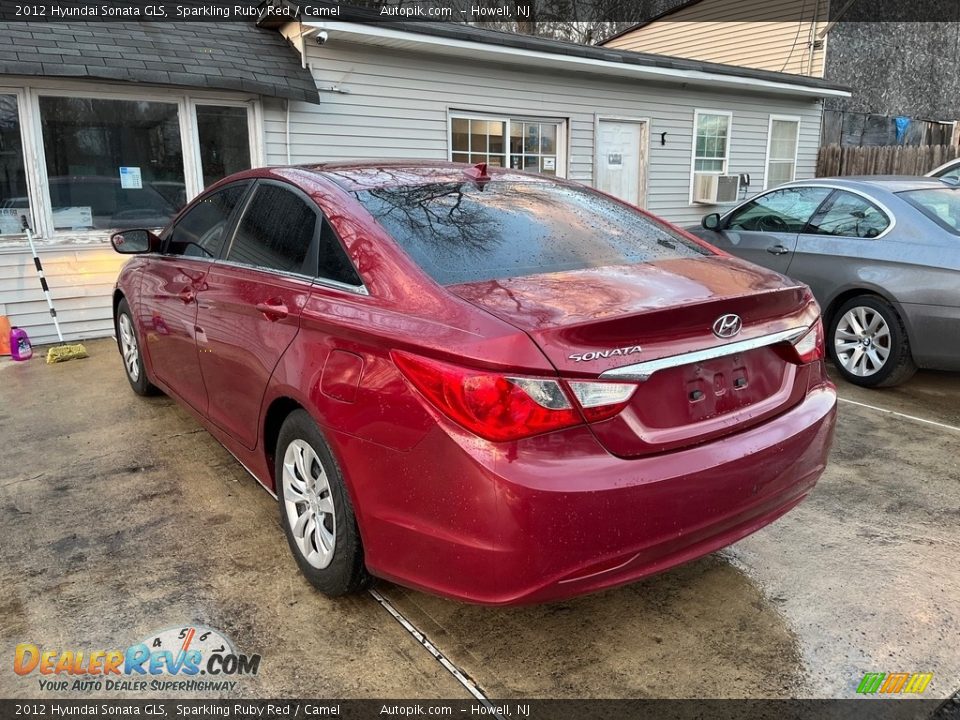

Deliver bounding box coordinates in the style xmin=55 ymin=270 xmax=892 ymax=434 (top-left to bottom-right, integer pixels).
xmin=285 ymin=99 xmax=291 ymax=165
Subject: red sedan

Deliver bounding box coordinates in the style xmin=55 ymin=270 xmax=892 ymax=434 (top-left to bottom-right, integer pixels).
xmin=111 ymin=162 xmax=837 ymax=605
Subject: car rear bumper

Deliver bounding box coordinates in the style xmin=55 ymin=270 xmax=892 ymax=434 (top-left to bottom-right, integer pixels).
xmin=898 ymin=301 xmax=960 ymax=371
xmin=335 ymin=383 xmax=837 ymax=605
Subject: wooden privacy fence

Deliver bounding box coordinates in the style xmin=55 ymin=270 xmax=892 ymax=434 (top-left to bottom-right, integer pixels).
xmin=816 ymin=144 xmax=960 ymax=177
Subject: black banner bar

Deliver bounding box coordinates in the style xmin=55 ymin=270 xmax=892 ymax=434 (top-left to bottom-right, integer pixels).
xmin=0 ymin=699 xmax=955 ymax=720
xmin=2 ymin=0 xmax=960 ymax=23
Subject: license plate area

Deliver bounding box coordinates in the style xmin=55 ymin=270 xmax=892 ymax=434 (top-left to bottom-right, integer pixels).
xmin=637 ymin=347 xmax=788 ymax=429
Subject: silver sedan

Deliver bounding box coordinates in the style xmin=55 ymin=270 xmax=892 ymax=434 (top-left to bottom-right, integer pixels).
xmin=690 ymin=177 xmax=960 ymax=387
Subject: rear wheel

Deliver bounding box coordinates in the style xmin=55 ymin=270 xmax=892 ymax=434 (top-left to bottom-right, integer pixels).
xmin=115 ymin=298 xmax=158 ymax=396
xmin=828 ymin=295 xmax=916 ymax=388
xmin=276 ymin=410 xmax=369 ymax=596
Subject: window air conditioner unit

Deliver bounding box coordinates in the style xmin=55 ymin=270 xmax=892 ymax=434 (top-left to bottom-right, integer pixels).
xmin=693 ymin=173 xmax=740 ymax=204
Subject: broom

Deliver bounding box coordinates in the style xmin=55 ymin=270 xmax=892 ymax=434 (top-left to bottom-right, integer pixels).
xmin=21 ymin=216 xmax=88 ymax=364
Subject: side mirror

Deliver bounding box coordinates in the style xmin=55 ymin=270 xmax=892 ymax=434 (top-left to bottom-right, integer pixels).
xmin=701 ymin=213 xmax=723 ymax=231
xmin=110 ymin=229 xmax=161 ymax=254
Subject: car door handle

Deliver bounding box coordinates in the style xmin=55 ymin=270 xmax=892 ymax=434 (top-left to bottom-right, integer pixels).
xmin=766 ymin=245 xmax=791 ymax=255
xmin=255 ymin=299 xmax=289 ymax=320
xmin=178 ymin=288 xmax=196 ymax=304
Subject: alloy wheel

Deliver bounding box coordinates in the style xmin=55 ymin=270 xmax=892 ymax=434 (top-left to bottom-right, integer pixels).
xmin=282 ymin=439 xmax=337 ymax=569
xmin=118 ymin=313 xmax=140 ymax=382
xmin=834 ymin=306 xmax=891 ymax=378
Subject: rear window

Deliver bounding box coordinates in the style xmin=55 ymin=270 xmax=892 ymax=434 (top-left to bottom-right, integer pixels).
xmin=353 ymin=181 xmax=710 ymax=285
xmin=899 ymin=187 xmax=960 ymax=235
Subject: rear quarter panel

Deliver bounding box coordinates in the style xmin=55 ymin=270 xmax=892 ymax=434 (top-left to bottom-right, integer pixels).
xmin=787 ymin=210 xmax=960 ymax=369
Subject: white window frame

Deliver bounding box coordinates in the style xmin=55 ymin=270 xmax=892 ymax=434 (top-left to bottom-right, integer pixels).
xmin=0 ymin=86 xmax=41 ymax=239
xmin=187 ymin=97 xmax=264 ymax=192
xmin=6 ymin=78 xmax=264 ymax=242
xmin=764 ymin=114 xmax=802 ymax=189
xmin=447 ymin=110 xmax=568 ymax=178
xmin=689 ymin=109 xmax=733 ymax=204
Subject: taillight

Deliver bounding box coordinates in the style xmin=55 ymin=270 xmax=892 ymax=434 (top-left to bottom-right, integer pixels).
xmin=392 ymin=352 xmax=637 ymax=442
xmin=567 ymin=381 xmax=637 ymax=422
xmin=392 ymin=351 xmax=580 ymax=441
xmin=790 ymin=319 xmax=825 ymax=363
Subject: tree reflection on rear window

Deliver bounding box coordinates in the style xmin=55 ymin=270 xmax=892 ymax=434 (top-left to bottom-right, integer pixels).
xmin=354 ymin=181 xmax=710 ymax=285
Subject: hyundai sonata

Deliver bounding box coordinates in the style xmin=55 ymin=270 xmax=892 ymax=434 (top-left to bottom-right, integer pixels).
xmin=111 ymin=162 xmax=837 ymax=605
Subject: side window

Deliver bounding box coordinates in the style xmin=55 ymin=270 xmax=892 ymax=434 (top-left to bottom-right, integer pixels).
xmin=318 ymin=218 xmax=362 ymax=287
xmin=934 ymin=163 xmax=960 ymax=180
xmin=228 ymin=184 xmax=317 ymax=274
xmin=167 ymin=183 xmax=248 ymax=258
xmin=727 ymin=186 xmax=831 ymax=233
xmin=808 ymin=191 xmax=890 ymax=238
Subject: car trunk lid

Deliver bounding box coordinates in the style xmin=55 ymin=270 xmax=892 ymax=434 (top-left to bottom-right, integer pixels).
xmin=448 ymin=256 xmax=818 ymax=456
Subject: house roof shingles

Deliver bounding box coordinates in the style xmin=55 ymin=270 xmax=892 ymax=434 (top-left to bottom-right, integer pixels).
xmin=0 ymin=21 xmax=320 ymax=103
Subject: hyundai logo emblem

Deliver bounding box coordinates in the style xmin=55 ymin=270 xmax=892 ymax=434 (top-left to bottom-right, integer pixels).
xmin=713 ymin=314 xmax=742 ymax=339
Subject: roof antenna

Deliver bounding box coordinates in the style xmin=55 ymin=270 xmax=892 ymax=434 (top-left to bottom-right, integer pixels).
xmin=463 ymin=162 xmax=491 ymax=189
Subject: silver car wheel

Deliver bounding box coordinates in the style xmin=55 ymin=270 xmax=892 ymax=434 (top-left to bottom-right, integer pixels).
xmin=118 ymin=313 xmax=140 ymax=382
xmin=282 ymin=438 xmax=336 ymax=570
xmin=834 ymin=306 xmax=891 ymax=377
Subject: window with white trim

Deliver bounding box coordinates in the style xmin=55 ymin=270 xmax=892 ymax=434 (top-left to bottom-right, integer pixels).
xmin=450 ymin=113 xmax=565 ymax=177
xmin=196 ymin=104 xmax=252 ymax=188
xmin=766 ymin=116 xmax=800 ymax=188
xmin=39 ymin=96 xmax=186 ymax=232
xmin=692 ymin=111 xmax=731 ymax=174
xmin=0 ymin=84 xmax=261 ymax=243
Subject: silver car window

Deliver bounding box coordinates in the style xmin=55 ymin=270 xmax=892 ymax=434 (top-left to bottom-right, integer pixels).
xmin=726 ymin=186 xmax=832 ymax=233
xmin=808 ymin=190 xmax=890 ymax=239
xmin=932 ymin=161 xmax=960 ymax=180
xmin=899 ymin=187 xmax=960 ymax=235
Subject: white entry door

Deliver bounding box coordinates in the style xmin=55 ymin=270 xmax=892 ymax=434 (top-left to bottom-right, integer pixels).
xmin=596 ymin=120 xmax=647 ymax=208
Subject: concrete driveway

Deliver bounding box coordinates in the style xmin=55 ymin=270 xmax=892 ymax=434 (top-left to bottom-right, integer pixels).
xmin=1 ymin=338 xmax=958 ymax=703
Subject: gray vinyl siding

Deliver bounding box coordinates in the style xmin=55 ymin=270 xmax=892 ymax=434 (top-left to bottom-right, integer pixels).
xmin=0 ymin=246 xmax=124 ymax=346
xmin=263 ymin=39 xmax=824 ymax=227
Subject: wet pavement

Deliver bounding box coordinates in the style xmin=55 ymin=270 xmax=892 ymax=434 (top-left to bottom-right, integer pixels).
xmin=1 ymin=339 xmax=958 ymax=701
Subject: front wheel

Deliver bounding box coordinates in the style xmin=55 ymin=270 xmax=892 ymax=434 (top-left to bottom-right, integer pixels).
xmin=115 ymin=298 xmax=159 ymax=396
xmin=276 ymin=410 xmax=369 ymax=596
xmin=828 ymin=295 xmax=916 ymax=388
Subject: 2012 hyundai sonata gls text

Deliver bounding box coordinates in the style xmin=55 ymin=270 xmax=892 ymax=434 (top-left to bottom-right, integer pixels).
xmin=111 ymin=162 xmax=837 ymax=605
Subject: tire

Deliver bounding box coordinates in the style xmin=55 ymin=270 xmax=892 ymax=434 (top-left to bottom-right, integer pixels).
xmin=828 ymin=295 xmax=916 ymax=388
xmin=275 ymin=409 xmax=369 ymax=596
xmin=115 ymin=298 xmax=159 ymax=396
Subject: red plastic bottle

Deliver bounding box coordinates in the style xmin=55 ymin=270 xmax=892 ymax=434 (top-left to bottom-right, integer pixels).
xmin=9 ymin=327 xmax=32 ymax=361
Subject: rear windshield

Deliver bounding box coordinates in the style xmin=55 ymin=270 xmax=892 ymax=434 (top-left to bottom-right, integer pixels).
xmin=353 ymin=181 xmax=710 ymax=285
xmin=898 ymin=187 xmax=960 ymax=235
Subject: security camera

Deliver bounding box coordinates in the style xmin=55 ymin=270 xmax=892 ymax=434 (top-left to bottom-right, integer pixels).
xmin=315 ymin=30 xmax=329 ymax=45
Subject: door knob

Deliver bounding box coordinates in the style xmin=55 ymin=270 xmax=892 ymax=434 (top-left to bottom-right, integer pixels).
xmin=767 ymin=245 xmax=790 ymax=255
